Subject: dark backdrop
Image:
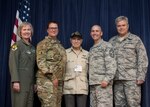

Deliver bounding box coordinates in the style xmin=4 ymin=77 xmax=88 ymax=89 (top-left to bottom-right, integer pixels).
xmin=0 ymin=0 xmax=150 ymax=107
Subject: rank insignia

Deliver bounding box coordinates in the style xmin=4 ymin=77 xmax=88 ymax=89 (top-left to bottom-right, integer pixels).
xmin=11 ymin=44 xmax=18 ymax=51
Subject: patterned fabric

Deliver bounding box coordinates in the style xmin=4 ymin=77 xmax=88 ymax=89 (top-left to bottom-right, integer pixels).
xmin=36 ymin=36 xmax=66 ymax=107
xmin=114 ymin=80 xmax=141 ymax=107
xmin=109 ymin=32 xmax=148 ymax=81
xmin=36 ymin=36 xmax=66 ymax=80
xmin=89 ymin=39 xmax=116 ymax=85
xmin=37 ymin=77 xmax=62 ymax=107
xmin=89 ymin=39 xmax=116 ymax=107
xmin=109 ymin=32 xmax=148 ymax=107
xmin=90 ymin=85 xmax=113 ymax=107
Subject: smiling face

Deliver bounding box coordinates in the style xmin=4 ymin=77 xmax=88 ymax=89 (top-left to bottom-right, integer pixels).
xmin=90 ymin=25 xmax=103 ymax=43
xmin=116 ymin=20 xmax=129 ymax=37
xmin=47 ymin=22 xmax=59 ymax=38
xmin=70 ymin=37 xmax=82 ymax=49
xmin=20 ymin=25 xmax=32 ymax=40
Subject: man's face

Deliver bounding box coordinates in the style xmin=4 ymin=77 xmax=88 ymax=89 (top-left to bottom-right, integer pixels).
xmin=90 ymin=25 xmax=103 ymax=42
xmin=116 ymin=20 xmax=129 ymax=37
xmin=70 ymin=37 xmax=82 ymax=49
xmin=47 ymin=23 xmax=59 ymax=38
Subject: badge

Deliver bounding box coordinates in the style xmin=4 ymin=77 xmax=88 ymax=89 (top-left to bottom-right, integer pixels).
xmin=74 ymin=65 xmax=82 ymax=72
xmin=26 ymin=50 xmax=31 ymax=54
xmin=11 ymin=44 xmax=18 ymax=51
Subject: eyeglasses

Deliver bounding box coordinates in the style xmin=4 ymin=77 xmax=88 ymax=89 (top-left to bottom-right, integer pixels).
xmin=48 ymin=27 xmax=58 ymax=30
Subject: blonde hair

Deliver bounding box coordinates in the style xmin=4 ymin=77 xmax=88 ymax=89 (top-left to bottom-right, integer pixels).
xmin=17 ymin=22 xmax=34 ymax=37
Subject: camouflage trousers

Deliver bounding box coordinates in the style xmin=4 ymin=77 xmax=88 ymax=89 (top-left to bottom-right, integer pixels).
xmin=36 ymin=77 xmax=63 ymax=107
xmin=90 ymin=84 xmax=113 ymax=107
xmin=114 ymin=80 xmax=141 ymax=107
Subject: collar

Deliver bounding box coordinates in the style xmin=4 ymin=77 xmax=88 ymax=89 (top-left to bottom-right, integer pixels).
xmin=21 ymin=39 xmax=31 ymax=46
xmin=117 ymin=32 xmax=133 ymax=42
xmin=45 ymin=36 xmax=60 ymax=43
xmin=68 ymin=47 xmax=83 ymax=53
xmin=93 ymin=39 xmax=103 ymax=47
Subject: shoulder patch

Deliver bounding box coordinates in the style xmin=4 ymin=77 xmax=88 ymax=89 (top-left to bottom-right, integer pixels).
xmin=11 ymin=44 xmax=18 ymax=51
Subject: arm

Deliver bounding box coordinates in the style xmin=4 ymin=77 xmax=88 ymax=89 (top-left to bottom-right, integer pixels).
xmin=102 ymin=44 xmax=117 ymax=87
xmin=136 ymin=38 xmax=148 ymax=84
xmin=36 ymin=42 xmax=58 ymax=86
xmin=9 ymin=44 xmax=20 ymax=92
xmin=9 ymin=44 xmax=20 ymax=83
xmin=36 ymin=42 xmax=50 ymax=75
xmin=36 ymin=41 xmax=63 ymax=84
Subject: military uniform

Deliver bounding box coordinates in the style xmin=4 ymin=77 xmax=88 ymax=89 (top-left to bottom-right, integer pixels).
xmin=9 ymin=39 xmax=36 ymax=107
xmin=36 ymin=36 xmax=66 ymax=107
xmin=109 ymin=32 xmax=149 ymax=107
xmin=89 ymin=39 xmax=116 ymax=107
xmin=63 ymin=47 xmax=88 ymax=107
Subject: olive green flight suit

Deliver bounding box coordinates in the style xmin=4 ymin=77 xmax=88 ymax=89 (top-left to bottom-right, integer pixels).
xmin=9 ymin=39 xmax=36 ymax=107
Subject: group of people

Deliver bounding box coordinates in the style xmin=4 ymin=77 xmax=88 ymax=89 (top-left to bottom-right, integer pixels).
xmin=9 ymin=16 xmax=148 ymax=107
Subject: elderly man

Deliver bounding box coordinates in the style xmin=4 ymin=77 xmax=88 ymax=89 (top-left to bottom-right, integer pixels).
xmin=109 ymin=16 xmax=148 ymax=107
xmin=63 ymin=31 xmax=89 ymax=107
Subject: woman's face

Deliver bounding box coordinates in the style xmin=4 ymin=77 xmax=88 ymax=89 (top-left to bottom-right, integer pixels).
xmin=47 ymin=23 xmax=59 ymax=38
xmin=20 ymin=25 xmax=32 ymax=39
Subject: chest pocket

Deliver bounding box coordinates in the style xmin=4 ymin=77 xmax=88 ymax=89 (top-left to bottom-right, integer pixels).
xmin=123 ymin=43 xmax=135 ymax=49
xmin=123 ymin=44 xmax=136 ymax=56
xmin=46 ymin=48 xmax=62 ymax=62
xmin=22 ymin=49 xmax=35 ymax=61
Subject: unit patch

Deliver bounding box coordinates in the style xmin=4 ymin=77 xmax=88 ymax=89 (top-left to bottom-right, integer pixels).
xmin=11 ymin=44 xmax=18 ymax=51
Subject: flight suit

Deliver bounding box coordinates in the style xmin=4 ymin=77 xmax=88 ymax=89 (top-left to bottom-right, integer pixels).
xmin=9 ymin=39 xmax=36 ymax=107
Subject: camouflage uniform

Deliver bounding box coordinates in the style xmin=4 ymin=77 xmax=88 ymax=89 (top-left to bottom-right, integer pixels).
xmin=89 ymin=39 xmax=116 ymax=107
xmin=109 ymin=32 xmax=149 ymax=107
xmin=36 ymin=36 xmax=66 ymax=107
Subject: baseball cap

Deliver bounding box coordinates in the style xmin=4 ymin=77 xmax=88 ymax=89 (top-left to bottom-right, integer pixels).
xmin=70 ymin=31 xmax=82 ymax=39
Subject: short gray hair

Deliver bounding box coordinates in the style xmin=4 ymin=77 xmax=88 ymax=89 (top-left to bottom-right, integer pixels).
xmin=115 ymin=16 xmax=129 ymax=25
xmin=17 ymin=22 xmax=34 ymax=37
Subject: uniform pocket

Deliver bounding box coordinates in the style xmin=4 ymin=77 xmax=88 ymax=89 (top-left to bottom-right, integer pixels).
xmin=36 ymin=78 xmax=53 ymax=99
xmin=79 ymin=76 xmax=88 ymax=91
xmin=63 ymin=75 xmax=75 ymax=90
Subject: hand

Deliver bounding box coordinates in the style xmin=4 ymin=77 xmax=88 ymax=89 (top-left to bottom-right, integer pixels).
xmin=34 ymin=84 xmax=37 ymax=92
xmin=53 ymin=78 xmax=58 ymax=88
xmin=13 ymin=82 xmax=20 ymax=92
xmin=101 ymin=81 xmax=108 ymax=88
xmin=136 ymin=80 xmax=144 ymax=85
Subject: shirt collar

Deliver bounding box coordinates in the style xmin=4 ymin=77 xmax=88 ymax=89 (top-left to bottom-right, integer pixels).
xmin=117 ymin=32 xmax=132 ymax=42
xmin=93 ymin=39 xmax=103 ymax=47
xmin=68 ymin=47 xmax=83 ymax=53
xmin=21 ymin=39 xmax=31 ymax=46
xmin=45 ymin=35 xmax=60 ymax=43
